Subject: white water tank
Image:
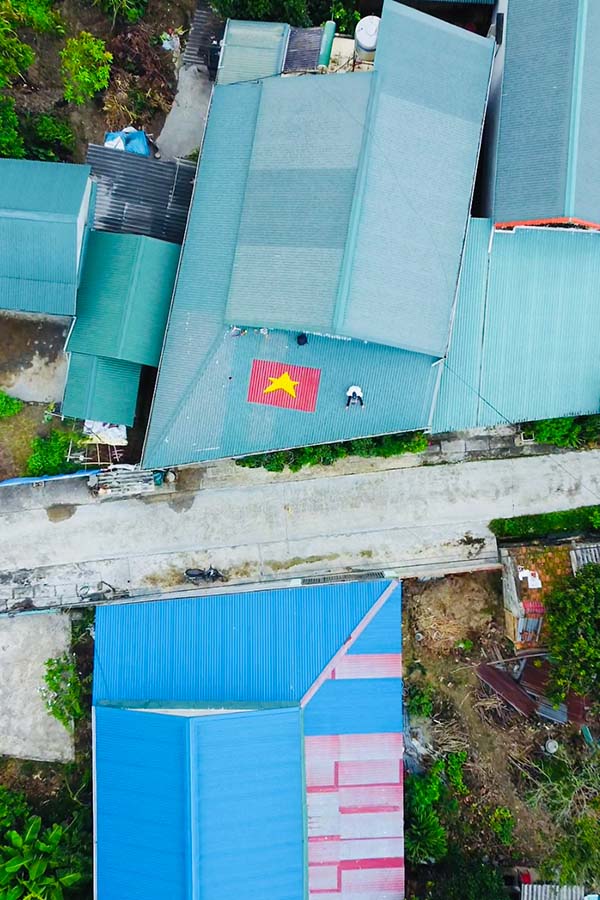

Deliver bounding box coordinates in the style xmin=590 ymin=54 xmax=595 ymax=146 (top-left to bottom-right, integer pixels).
xmin=355 ymin=16 xmax=380 ymax=62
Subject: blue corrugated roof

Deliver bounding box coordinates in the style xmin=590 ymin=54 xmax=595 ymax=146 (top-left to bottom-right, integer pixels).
xmin=349 ymin=582 xmax=402 ymax=655
xmin=493 ymin=0 xmax=600 ymax=225
xmin=95 ymin=707 xmax=190 ymax=900
xmin=305 ymin=679 xmax=404 ymax=735
xmin=0 ymin=159 xmax=90 ymax=315
xmin=95 ymin=706 xmax=304 ymax=900
xmin=217 ymin=20 xmax=290 ymax=85
xmin=433 ymin=224 xmax=600 ymax=431
xmin=93 ymin=582 xmax=389 ymax=705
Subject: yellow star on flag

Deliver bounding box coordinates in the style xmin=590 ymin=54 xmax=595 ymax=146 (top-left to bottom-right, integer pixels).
xmin=263 ymin=371 xmax=300 ymax=398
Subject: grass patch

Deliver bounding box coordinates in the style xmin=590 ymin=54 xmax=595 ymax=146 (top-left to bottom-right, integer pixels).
xmin=490 ymin=505 xmax=600 ymax=540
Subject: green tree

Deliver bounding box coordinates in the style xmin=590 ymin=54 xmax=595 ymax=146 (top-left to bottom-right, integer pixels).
xmin=60 ymin=32 xmax=112 ymax=105
xmin=2 ymin=0 xmax=63 ymax=34
xmin=0 ymin=96 xmax=24 ymax=158
xmin=545 ymin=563 xmax=600 ymax=702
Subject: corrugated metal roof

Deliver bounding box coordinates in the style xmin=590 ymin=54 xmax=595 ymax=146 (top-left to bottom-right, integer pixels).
xmin=86 ymin=145 xmax=196 ymax=245
xmin=305 ymin=679 xmax=403 ymax=734
xmin=571 ymin=543 xmax=600 ymax=573
xmin=493 ymin=0 xmax=600 ymax=225
xmin=283 ymin=27 xmax=322 ymax=72
xmin=217 ymin=20 xmax=290 ymax=85
xmin=142 ymin=73 xmax=437 ymax=468
xmin=68 ymin=231 xmax=179 ymax=366
xmin=476 ymin=663 xmax=537 ymax=716
xmin=431 ymin=217 xmax=491 ymax=433
xmin=520 ymin=885 xmax=585 ymax=900
xmin=433 ymin=225 xmax=600 ymax=433
xmin=95 ymin=707 xmax=190 ymax=900
xmin=93 ymin=581 xmax=391 ymax=705
xmin=224 ymin=72 xmax=372 ymax=331
xmin=62 ymin=353 xmax=141 ymax=425
xmin=0 ymin=158 xmax=90 ymax=217
xmin=349 ymin=585 xmax=402 ymax=655
xmin=0 ymin=160 xmax=90 ymax=316
xmin=339 ymin=1 xmax=493 ymax=357
xmin=95 ymin=706 xmax=305 ymax=900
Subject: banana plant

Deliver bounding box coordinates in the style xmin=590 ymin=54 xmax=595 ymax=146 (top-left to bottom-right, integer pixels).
xmin=0 ymin=815 xmax=81 ymax=899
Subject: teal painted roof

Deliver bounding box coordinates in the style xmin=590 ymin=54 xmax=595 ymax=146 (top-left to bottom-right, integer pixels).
xmin=68 ymin=231 xmax=180 ymax=367
xmin=0 ymin=159 xmax=90 ymax=315
xmin=217 ymin=20 xmax=290 ymax=85
xmin=144 ymin=0 xmax=492 ymax=466
xmin=0 ymin=158 xmax=90 ymax=218
xmin=338 ymin=0 xmax=493 ymax=358
xmin=433 ymin=224 xmax=600 ymax=432
xmin=494 ymin=0 xmax=600 ymax=225
xmin=62 ymin=353 xmax=141 ymax=426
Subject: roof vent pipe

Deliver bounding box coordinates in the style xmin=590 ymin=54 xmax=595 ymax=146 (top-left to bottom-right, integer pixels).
xmin=318 ymin=20 xmax=336 ymax=68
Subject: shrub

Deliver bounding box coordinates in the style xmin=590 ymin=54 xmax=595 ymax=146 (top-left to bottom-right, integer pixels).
xmin=406 ymin=682 xmax=434 ymax=719
xmin=61 ymin=32 xmax=112 ymax=105
xmin=544 ymin=563 xmax=600 ymax=702
xmin=0 ymin=814 xmax=82 ymax=896
xmin=445 ymin=752 xmax=468 ymax=797
xmin=330 ymin=0 xmax=360 ymax=35
xmin=236 ymin=431 xmax=428 ymax=472
xmin=545 ymin=815 xmax=600 ymax=889
xmin=211 ymin=0 xmax=309 ymax=26
xmin=405 ymin=807 xmax=448 ymax=864
xmin=0 ymin=390 xmax=23 ymax=418
xmin=0 ymin=787 xmax=28 ymax=831
xmin=0 ymin=20 xmax=34 ymax=87
xmin=4 ymin=0 xmax=64 ymax=33
xmin=0 ymin=95 xmax=24 ymax=158
xmin=489 ymin=504 xmax=600 ymax=540
xmin=41 ymin=651 xmax=86 ymax=733
xmin=529 ymin=417 xmax=582 ymax=448
xmin=428 ymin=850 xmax=507 ymax=900
xmin=94 ymin=0 xmax=147 ymax=26
xmin=21 ymin=112 xmax=75 ymax=161
xmin=25 ymin=429 xmax=78 ymax=477
xmin=488 ymin=806 xmax=515 ymax=846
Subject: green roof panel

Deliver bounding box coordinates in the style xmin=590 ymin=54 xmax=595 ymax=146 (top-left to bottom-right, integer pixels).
xmin=68 ymin=232 xmax=180 ymax=367
xmin=217 ymin=20 xmax=290 ymax=85
xmin=62 ymin=353 xmax=141 ymax=426
xmin=0 ymin=158 xmax=90 ymax=218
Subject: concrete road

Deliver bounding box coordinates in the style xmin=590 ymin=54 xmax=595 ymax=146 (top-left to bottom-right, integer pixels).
xmin=1 ymin=450 xmax=600 ymax=607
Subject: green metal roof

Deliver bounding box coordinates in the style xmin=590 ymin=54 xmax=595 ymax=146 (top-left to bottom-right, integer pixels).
xmin=62 ymin=353 xmax=141 ymax=426
xmin=0 ymin=159 xmax=90 ymax=218
xmin=217 ymin=20 xmax=290 ymax=85
xmin=68 ymin=231 xmax=180 ymax=367
xmin=0 ymin=159 xmax=90 ymax=316
xmin=433 ymin=222 xmax=600 ymax=432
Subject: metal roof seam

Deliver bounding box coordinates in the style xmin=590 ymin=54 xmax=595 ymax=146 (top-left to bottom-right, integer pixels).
xmin=564 ymin=0 xmax=588 ymax=217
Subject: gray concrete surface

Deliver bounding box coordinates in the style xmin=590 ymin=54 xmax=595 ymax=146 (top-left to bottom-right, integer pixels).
xmin=0 ymin=612 xmax=73 ymax=761
xmin=157 ymin=65 xmax=211 ymax=159
xmin=0 ymin=312 xmax=69 ymax=403
xmin=1 ymin=449 xmax=600 ymax=609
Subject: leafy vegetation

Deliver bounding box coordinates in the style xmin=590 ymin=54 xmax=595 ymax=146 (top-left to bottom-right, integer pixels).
xmin=0 ymin=788 xmax=84 ymax=899
xmin=0 ymin=95 xmax=24 ymax=158
xmin=424 ymin=849 xmax=508 ymax=900
xmin=489 ymin=503 xmax=600 ymax=540
xmin=0 ymin=391 xmax=23 ymax=419
xmin=405 ymin=760 xmax=448 ymax=865
xmin=406 ymin=682 xmax=435 ymax=719
xmin=3 ymin=0 xmax=64 ymax=35
xmin=93 ymin=0 xmax=147 ymax=27
xmin=0 ymin=20 xmax=34 ymax=88
xmin=61 ymin=32 xmax=112 ymax=105
xmin=544 ymin=563 xmax=600 ymax=702
xmin=20 ymin=112 xmax=75 ymax=161
xmin=488 ymin=806 xmax=515 ymax=847
xmin=329 ymin=0 xmax=359 ymax=35
xmin=210 ymin=0 xmax=309 ymax=27
xmin=527 ymin=414 xmax=600 ymax=449
xmin=236 ymin=432 xmax=429 ymax=472
xmin=41 ymin=652 xmax=87 ymax=733
xmin=25 ymin=429 xmax=79 ymax=477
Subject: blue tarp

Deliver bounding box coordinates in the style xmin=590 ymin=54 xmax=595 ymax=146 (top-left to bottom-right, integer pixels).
xmin=104 ymin=130 xmax=151 ymax=156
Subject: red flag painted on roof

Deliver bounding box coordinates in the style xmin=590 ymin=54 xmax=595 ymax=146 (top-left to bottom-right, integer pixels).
xmin=247 ymin=359 xmax=321 ymax=412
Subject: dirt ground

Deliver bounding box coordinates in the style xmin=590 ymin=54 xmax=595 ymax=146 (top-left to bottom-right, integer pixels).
xmin=8 ymin=0 xmax=198 ymax=159
xmin=403 ymin=572 xmax=561 ymax=867
xmin=0 ymin=312 xmax=69 ymax=403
